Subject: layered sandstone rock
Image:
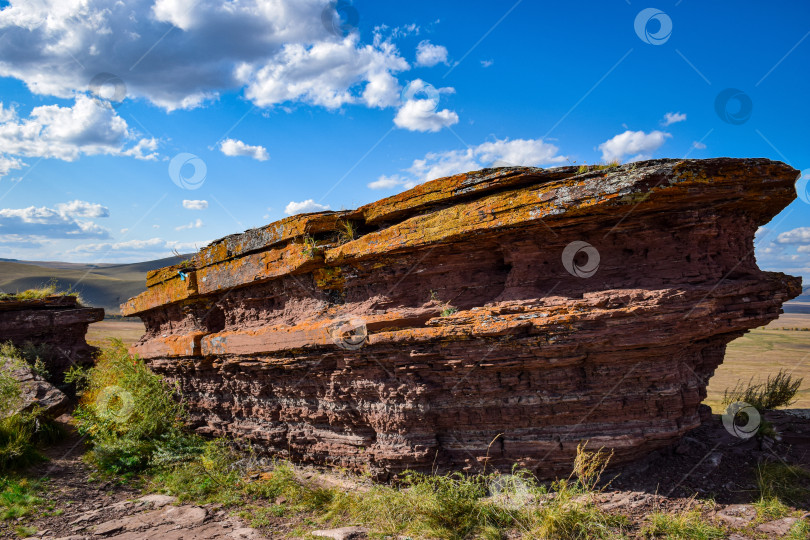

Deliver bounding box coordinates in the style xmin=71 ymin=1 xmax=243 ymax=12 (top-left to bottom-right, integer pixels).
xmin=0 ymin=295 xmax=104 ymax=375
xmin=123 ymin=158 xmax=802 ymax=478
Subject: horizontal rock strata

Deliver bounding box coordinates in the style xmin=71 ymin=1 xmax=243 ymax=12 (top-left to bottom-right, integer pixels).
xmin=0 ymin=295 xmax=104 ymax=375
xmin=123 ymin=158 xmax=802 ymax=479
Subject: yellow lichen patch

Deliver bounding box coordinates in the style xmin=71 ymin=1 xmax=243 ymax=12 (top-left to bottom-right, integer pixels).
xmin=192 ymin=211 xmax=356 ymax=269
xmin=146 ymin=263 xmax=194 ymax=287
xmin=121 ymin=271 xmax=198 ymax=316
xmin=314 ymin=266 xmax=344 ymax=290
xmin=196 ymin=243 xmax=319 ymax=295
xmin=357 ymin=167 xmax=575 ymax=224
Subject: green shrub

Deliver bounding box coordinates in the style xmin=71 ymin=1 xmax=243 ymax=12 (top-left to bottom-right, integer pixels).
xmin=722 ymin=369 xmax=803 ymax=412
xmin=0 ymin=410 xmax=62 ymax=472
xmin=147 ymin=439 xmax=245 ymax=505
xmin=73 ymin=340 xmax=189 ymax=475
xmin=0 ymin=360 xmax=22 ymax=419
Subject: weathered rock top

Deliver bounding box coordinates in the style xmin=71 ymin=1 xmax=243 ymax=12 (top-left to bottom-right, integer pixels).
xmin=123 ymin=158 xmax=799 ymax=317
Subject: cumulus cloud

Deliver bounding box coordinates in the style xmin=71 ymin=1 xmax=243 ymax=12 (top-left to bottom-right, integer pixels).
xmin=415 ymin=40 xmax=448 ymax=67
xmin=0 ymin=97 xmax=157 ymax=168
xmin=394 ymin=99 xmax=458 ymax=132
xmin=393 ymin=80 xmax=458 ymax=132
xmin=369 ymin=137 xmax=566 ymax=190
xmin=661 ymin=112 xmax=687 ymax=126
xmin=0 ymin=0 xmax=420 ymax=114
xmin=72 ymin=237 xmax=211 ymax=254
xmin=239 ymin=33 xmax=409 ymax=110
xmin=175 ymin=218 xmax=203 ymax=231
xmin=0 ymin=201 xmax=110 ymax=242
xmin=776 ymin=227 xmax=810 ymax=244
xmin=55 ymin=200 xmax=110 ymax=218
xmin=284 ymin=199 xmax=331 ymax=215
xmin=598 ymin=130 xmax=671 ymax=162
xmin=0 ymin=155 xmax=24 ymax=177
xmin=367 ymin=174 xmax=407 ymax=190
xmin=182 ymin=199 xmax=208 ymax=210
xmin=219 ymin=139 xmax=270 ymax=161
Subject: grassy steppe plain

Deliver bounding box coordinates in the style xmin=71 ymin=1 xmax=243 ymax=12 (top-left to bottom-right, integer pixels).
xmin=88 ymin=312 xmax=810 ymax=410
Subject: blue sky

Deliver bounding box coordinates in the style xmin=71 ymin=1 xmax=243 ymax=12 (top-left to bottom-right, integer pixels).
xmin=0 ymin=0 xmax=808 ymax=283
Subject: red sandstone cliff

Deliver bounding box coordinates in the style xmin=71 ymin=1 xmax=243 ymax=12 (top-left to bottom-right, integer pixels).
xmin=122 ymin=158 xmax=802 ymax=478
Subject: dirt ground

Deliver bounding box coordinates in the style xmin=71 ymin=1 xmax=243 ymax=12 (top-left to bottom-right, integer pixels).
xmin=6 ymin=417 xmax=268 ymax=540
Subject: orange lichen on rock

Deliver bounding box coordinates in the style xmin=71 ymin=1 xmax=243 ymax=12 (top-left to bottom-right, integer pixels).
xmin=123 ymin=158 xmax=802 ymax=479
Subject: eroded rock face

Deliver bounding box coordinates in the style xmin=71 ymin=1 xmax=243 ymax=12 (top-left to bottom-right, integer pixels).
xmin=0 ymin=295 xmax=104 ymax=375
xmin=122 ymin=158 xmax=802 ymax=479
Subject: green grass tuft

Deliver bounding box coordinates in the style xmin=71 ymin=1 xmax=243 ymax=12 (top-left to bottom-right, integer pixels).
xmin=0 ymin=477 xmax=45 ymax=521
xmin=641 ymin=510 xmax=725 ymax=539
xmin=756 ymin=462 xmax=810 ymax=508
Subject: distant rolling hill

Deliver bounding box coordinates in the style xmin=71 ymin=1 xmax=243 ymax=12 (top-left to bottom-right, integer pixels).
xmin=0 ymin=256 xmax=187 ymax=315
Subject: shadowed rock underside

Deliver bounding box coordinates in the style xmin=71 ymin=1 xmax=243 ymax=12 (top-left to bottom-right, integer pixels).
xmin=123 ymin=158 xmax=802 ymax=479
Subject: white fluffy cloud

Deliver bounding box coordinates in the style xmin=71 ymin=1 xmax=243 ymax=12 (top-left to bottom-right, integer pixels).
xmin=55 ymin=200 xmax=110 ymax=218
xmin=284 ymin=199 xmax=331 ymax=215
xmin=776 ymin=227 xmax=810 ymax=245
xmin=0 ymin=200 xmax=110 ymax=242
xmin=0 ymin=0 xmax=419 ymax=114
xmin=369 ymin=137 xmax=567 ymax=190
xmin=182 ymin=200 xmax=208 ymax=210
xmin=0 ymin=155 xmax=24 ymax=177
xmin=393 ymin=80 xmax=458 ymax=132
xmin=415 ymin=40 xmax=448 ymax=67
xmin=175 ymin=218 xmax=203 ymax=231
xmin=598 ymin=130 xmax=671 ymax=162
xmin=72 ymin=237 xmax=210 ymax=254
xmin=661 ymin=112 xmax=687 ymax=126
xmin=0 ymin=97 xmax=157 ymax=172
xmin=239 ymin=34 xmax=409 ymax=110
xmin=219 ymin=139 xmax=270 ymax=161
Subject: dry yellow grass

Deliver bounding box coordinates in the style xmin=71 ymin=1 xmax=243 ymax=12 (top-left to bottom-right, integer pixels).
xmin=705 ymin=312 xmax=810 ymax=412
xmin=86 ymin=320 xmax=145 ymax=347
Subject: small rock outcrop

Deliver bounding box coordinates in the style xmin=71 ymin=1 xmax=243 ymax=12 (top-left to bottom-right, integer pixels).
xmin=0 ymin=295 xmax=104 ymax=375
xmin=122 ymin=158 xmax=802 ymax=479
xmin=0 ymin=357 xmax=70 ymax=418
